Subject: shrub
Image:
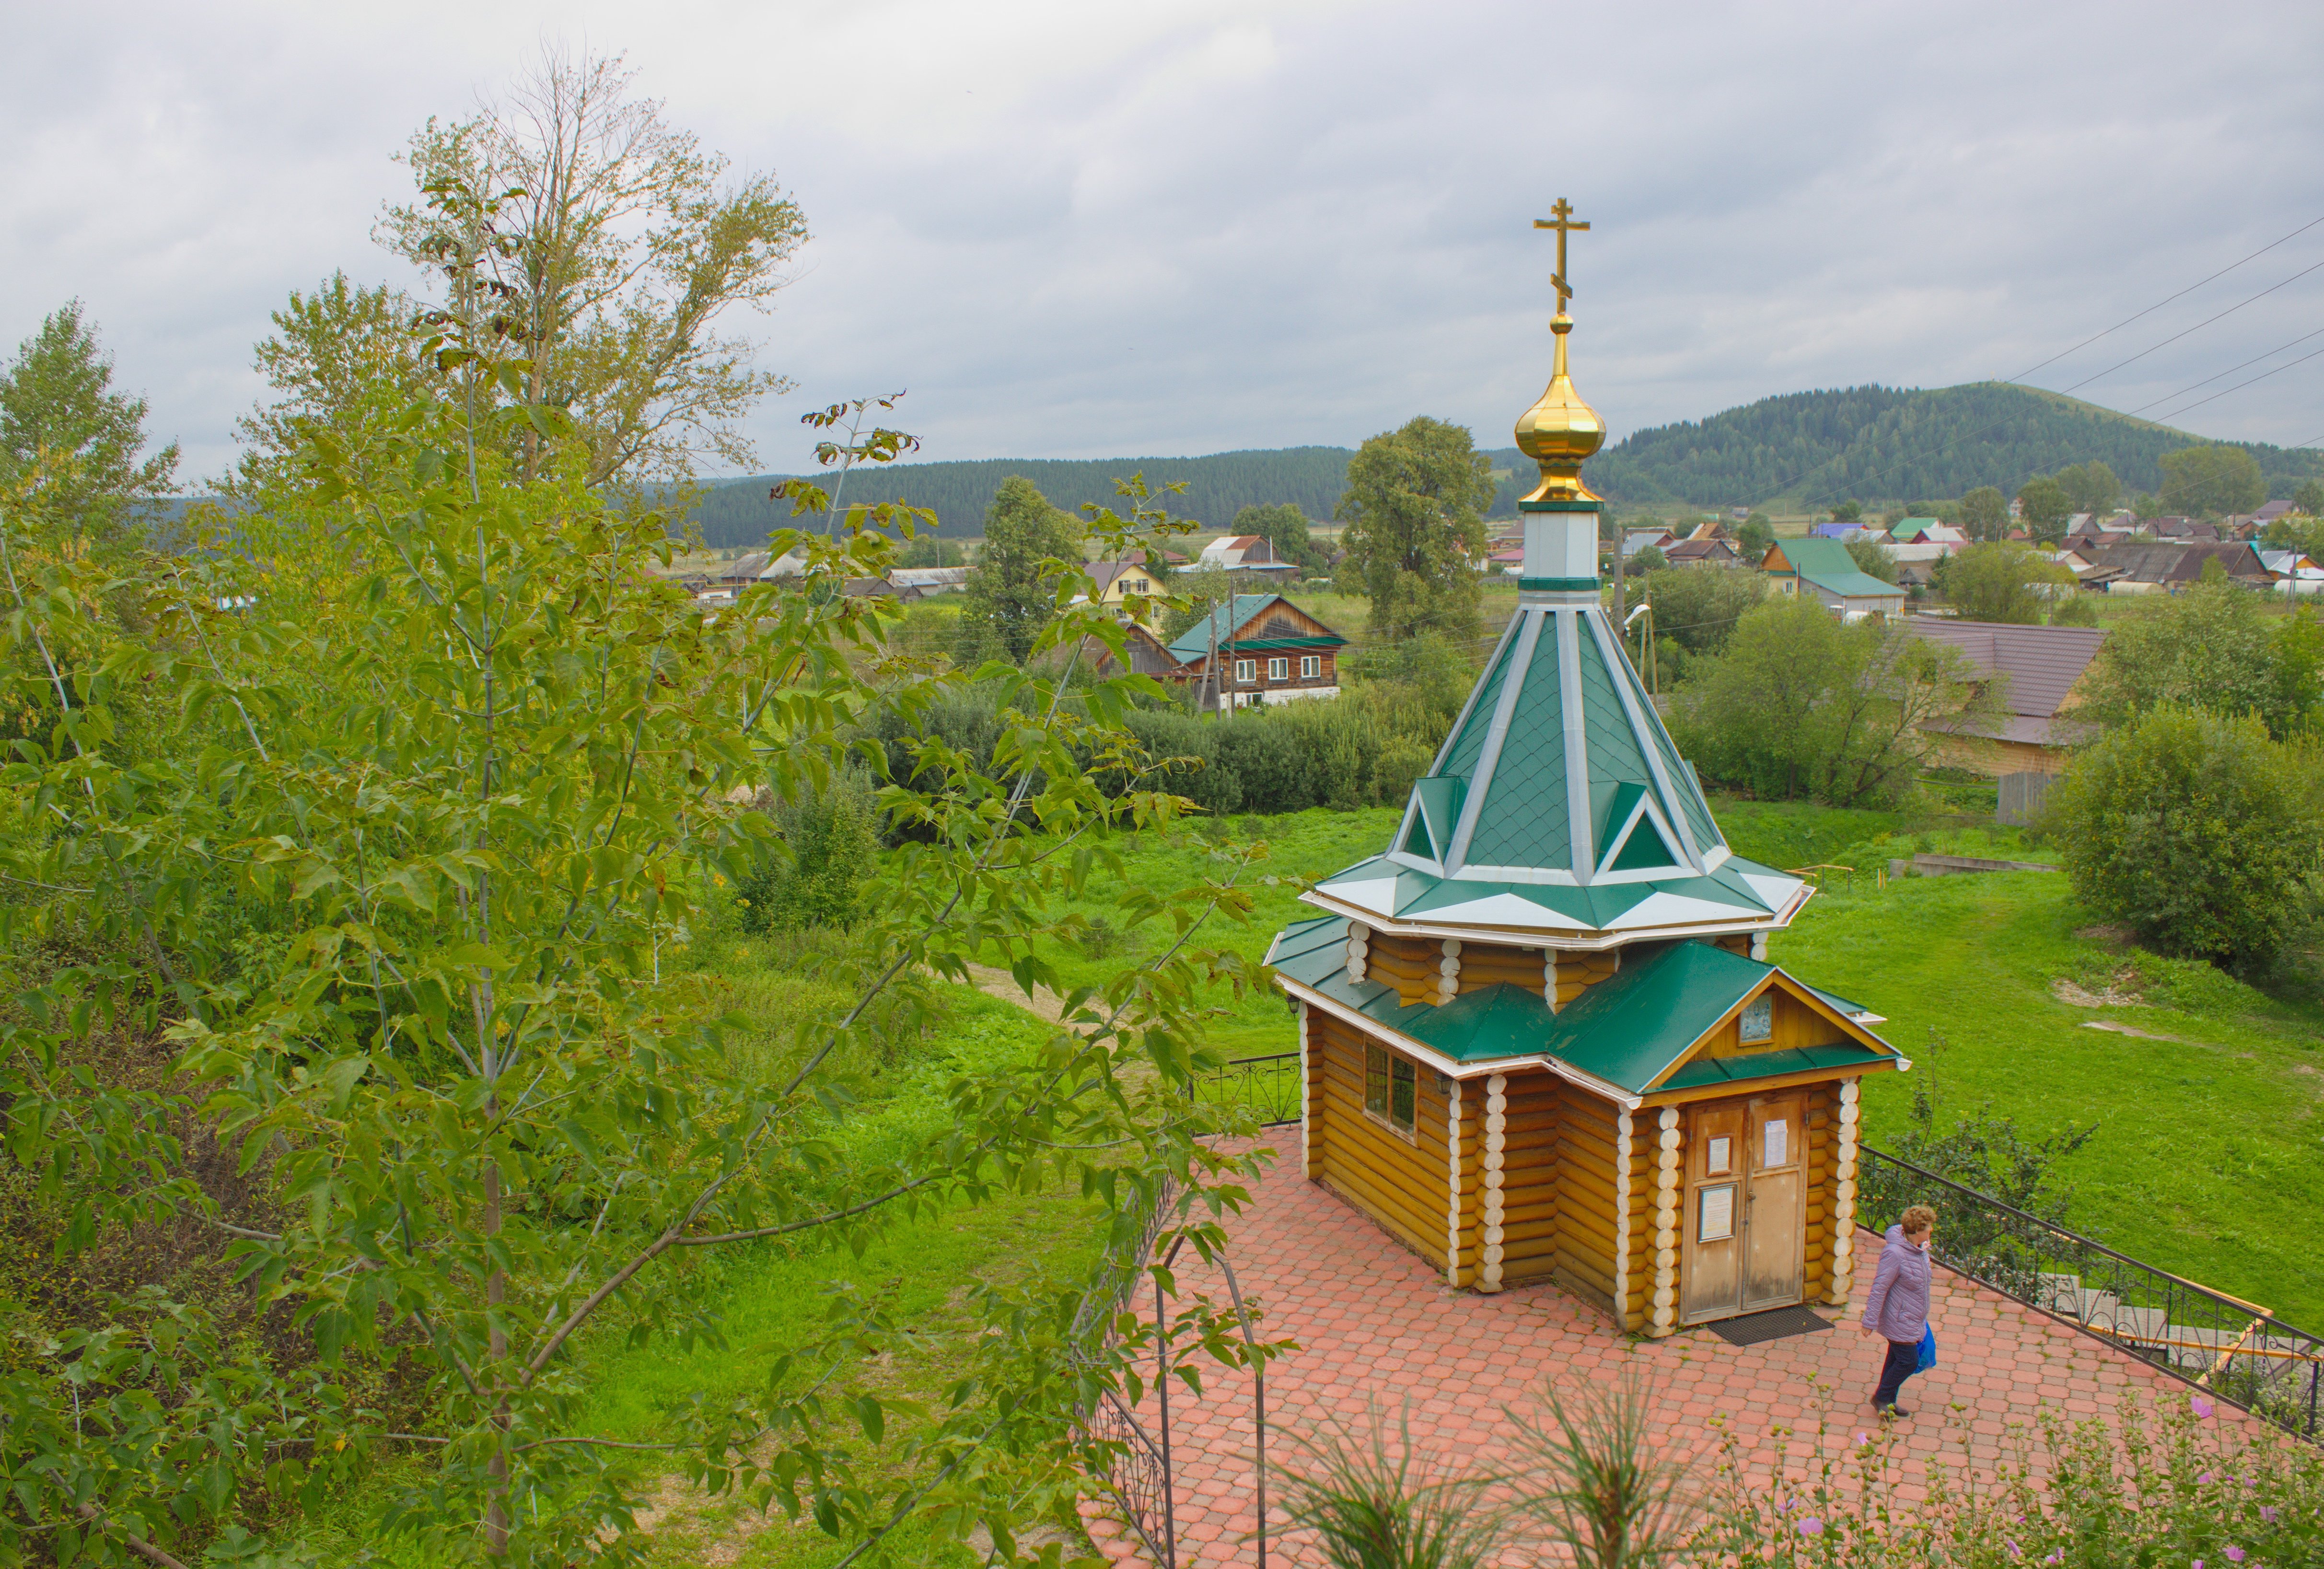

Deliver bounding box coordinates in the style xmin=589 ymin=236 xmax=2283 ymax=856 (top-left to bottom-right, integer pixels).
xmin=1638 ymin=566 xmax=1766 ymax=659
xmin=2045 ymin=705 xmax=2324 ymax=969
xmin=736 ymin=769 xmax=878 ymax=933
xmin=2078 ymin=583 xmax=2319 ymax=739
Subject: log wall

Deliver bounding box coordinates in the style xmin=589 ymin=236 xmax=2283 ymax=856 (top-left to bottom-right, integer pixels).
xmin=1484 ymin=1068 xmax=1561 ymax=1290
xmin=1551 ymin=1088 xmax=1627 ymax=1314
xmin=1306 ymin=1008 xmax=1457 ymax=1270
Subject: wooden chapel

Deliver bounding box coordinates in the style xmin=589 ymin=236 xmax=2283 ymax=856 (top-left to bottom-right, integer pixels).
xmin=1265 ymin=228 xmax=1910 ymax=1335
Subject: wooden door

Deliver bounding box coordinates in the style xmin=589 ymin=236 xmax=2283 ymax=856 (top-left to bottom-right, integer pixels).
xmin=1742 ymin=1092 xmax=1806 ymax=1311
xmin=1680 ymin=1100 xmax=1747 ymax=1324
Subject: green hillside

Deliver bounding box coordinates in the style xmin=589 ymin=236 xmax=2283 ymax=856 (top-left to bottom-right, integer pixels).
xmin=684 ymin=446 xmax=1354 ymax=546
xmin=674 ymin=383 xmax=2324 ymax=547
xmin=1572 ymin=382 xmax=2324 ymax=509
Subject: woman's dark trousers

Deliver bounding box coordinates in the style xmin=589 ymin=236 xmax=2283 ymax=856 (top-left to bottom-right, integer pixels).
xmin=1872 ymin=1338 xmax=1919 ymax=1410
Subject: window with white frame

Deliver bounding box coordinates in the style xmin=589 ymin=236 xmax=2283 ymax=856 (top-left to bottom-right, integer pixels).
xmin=1233 ymin=658 xmax=1255 ymax=684
xmin=1300 ymin=655 xmax=1321 ymax=679
xmin=1267 ymin=656 xmax=1289 ymax=681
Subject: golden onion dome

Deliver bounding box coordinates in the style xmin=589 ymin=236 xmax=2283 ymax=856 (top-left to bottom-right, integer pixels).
xmin=1514 ymin=313 xmax=1604 ymax=504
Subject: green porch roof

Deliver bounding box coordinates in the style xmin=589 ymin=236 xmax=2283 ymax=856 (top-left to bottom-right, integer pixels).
xmin=1265 ymin=917 xmax=1894 ymax=1091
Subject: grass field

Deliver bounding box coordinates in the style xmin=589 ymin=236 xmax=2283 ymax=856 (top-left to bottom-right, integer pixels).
xmin=301 ymin=984 xmax=1106 ymax=1568
xmin=1010 ymin=801 xmax=2324 ymax=1325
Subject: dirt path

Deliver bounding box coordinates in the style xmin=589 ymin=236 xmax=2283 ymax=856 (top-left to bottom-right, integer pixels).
xmin=963 ymin=961 xmax=1073 ymax=1024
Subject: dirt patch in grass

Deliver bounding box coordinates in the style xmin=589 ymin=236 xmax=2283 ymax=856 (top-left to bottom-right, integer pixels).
xmin=2051 ymin=970 xmax=2146 ymax=1007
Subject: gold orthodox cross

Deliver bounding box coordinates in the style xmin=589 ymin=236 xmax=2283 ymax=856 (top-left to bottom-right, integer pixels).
xmin=1534 ymin=198 xmax=1590 ymax=312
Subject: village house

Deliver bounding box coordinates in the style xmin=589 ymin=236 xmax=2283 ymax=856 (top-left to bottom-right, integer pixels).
xmin=1887 ymin=519 xmax=1965 ymax=547
xmin=1757 ymin=536 xmax=1907 ymax=619
xmin=1130 ymin=592 xmax=1348 ymax=710
xmin=2257 ymin=549 xmax=2324 ymax=596
xmin=1906 ymin=620 xmax=2105 ymax=775
xmin=2076 ymin=540 xmax=2273 ymax=594
xmin=1268 ymin=300 xmax=1905 ymax=1332
xmin=1663 ymin=537 xmax=1742 ymax=567
xmin=1195 ymin=535 xmax=1300 ymax=578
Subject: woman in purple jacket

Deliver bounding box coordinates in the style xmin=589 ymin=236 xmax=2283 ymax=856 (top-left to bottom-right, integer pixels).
xmin=1859 ymin=1204 xmax=1936 ymax=1417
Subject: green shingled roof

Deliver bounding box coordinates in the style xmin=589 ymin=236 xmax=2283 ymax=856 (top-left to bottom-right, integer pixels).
xmin=1264 ymin=919 xmax=1896 ymax=1089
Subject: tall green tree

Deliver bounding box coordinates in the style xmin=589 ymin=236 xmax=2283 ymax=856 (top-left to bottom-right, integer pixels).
xmin=2294 ymin=478 xmax=2324 ymax=517
xmin=1334 ymin=416 xmax=1492 ymax=643
xmin=1733 ymin=514 xmax=1775 ymax=563
xmin=1669 ymin=597 xmax=1991 ymax=807
xmin=2158 ymin=444 xmax=2266 ymax=518
xmin=954 ymin=475 xmax=1084 ymax=664
xmin=2079 ymin=581 xmax=2321 ymax=738
xmin=0 ymin=301 xmax=178 ymax=549
xmin=2054 ymin=459 xmax=2120 ymax=518
xmin=1959 ymin=486 xmax=2009 ymax=541
xmin=225 ymin=273 xmax=426 ymax=495
xmin=377 ymin=47 xmax=809 ymax=494
xmin=0 ymin=186 xmax=1266 ymax=1566
xmin=2015 ymin=476 xmax=2070 ymax=541
xmin=2048 ymin=706 xmax=2323 ymax=970
xmin=1933 ymin=542 xmax=2075 ymax=625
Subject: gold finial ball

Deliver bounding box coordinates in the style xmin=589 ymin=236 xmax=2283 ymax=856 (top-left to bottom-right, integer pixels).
xmin=1514 ymin=314 xmax=1604 ymax=503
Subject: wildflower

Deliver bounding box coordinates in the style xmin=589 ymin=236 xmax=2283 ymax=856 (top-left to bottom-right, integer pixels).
xmin=1798 ymin=1517 xmax=1824 ymax=1537
xmin=2200 ymin=1472 xmax=2215 ymax=1484
xmin=2226 ymin=1549 xmax=2246 ymax=1564
xmin=2191 ymin=1395 xmax=2216 ymax=1419
xmin=1856 ymin=1431 xmax=1871 ymax=1448
xmin=2261 ymin=1506 xmax=2279 ymax=1524
xmin=2005 ymin=1540 xmax=2023 ymax=1560
xmin=2044 ymin=1554 xmax=2063 ymax=1565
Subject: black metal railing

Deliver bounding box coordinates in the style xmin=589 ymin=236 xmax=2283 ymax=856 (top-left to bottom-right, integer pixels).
xmin=1068 ymin=1177 xmax=1181 ymax=1566
xmin=1192 ymin=1051 xmax=1302 ymax=1127
xmin=1859 ymin=1147 xmax=2323 ymax=1442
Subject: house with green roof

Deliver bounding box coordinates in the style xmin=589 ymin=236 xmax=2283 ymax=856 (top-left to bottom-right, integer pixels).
xmin=1265 ymin=282 xmax=1907 ymax=1337
xmin=1133 ymin=593 xmax=1346 ymax=711
xmin=1759 ymin=536 xmax=1906 ymax=619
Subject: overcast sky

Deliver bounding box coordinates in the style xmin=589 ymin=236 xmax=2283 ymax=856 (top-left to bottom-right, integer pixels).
xmin=9 ymin=0 xmax=2324 ymax=488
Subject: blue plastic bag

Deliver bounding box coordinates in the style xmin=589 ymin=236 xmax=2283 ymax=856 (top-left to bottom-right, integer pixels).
xmin=1916 ymin=1324 xmax=1937 ymax=1373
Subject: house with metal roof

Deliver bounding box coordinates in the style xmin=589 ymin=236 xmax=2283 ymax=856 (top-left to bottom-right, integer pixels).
xmin=1160 ymin=593 xmax=1346 ymax=710
xmin=1758 ymin=536 xmax=1907 ymax=619
xmin=1906 ymin=620 xmax=2104 ymax=774
xmin=1267 ymin=275 xmax=1905 ymax=1336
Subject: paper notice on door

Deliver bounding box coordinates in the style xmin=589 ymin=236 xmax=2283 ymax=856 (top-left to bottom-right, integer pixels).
xmin=1707 ymin=1136 xmax=1731 ymax=1175
xmin=1698 ymin=1184 xmax=1736 ymax=1242
xmin=1763 ymin=1119 xmax=1789 ymax=1168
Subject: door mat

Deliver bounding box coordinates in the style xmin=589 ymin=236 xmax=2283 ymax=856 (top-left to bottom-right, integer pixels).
xmin=1705 ymin=1305 xmax=1834 ymax=1347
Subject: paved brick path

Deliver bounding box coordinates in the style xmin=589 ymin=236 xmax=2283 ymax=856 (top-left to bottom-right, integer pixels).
xmin=1081 ymin=1127 xmax=2257 ymax=1567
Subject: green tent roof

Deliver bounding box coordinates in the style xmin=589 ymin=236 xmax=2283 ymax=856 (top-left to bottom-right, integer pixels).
xmin=1265 ymin=918 xmax=1895 ymax=1089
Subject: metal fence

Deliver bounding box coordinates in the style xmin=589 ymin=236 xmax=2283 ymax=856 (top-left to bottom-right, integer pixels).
xmin=1067 ymin=1177 xmax=1181 ymax=1565
xmin=1192 ymin=1051 xmax=1303 ymax=1127
xmin=1858 ymin=1146 xmax=2323 ymax=1442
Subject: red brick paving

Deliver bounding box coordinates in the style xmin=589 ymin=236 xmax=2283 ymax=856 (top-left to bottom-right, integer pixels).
xmin=1079 ymin=1127 xmax=2260 ymax=1567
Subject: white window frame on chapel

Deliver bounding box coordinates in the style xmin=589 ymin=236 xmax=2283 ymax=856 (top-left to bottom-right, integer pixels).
xmin=1267 ymin=656 xmax=1289 ymax=681
xmin=1233 ymin=658 xmax=1255 ymax=684
xmin=1300 ymin=655 xmax=1321 ymax=679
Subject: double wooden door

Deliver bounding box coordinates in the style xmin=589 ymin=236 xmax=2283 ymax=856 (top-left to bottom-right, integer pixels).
xmin=1679 ymin=1092 xmax=1806 ymax=1324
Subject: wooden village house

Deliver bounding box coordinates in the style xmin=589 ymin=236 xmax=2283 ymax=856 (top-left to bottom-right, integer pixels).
xmin=1265 ymin=295 xmax=1909 ymax=1335
xmin=1127 ymin=593 xmax=1348 ymax=709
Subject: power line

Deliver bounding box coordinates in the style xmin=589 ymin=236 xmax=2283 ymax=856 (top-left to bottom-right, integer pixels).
xmin=2121 ymin=324 xmax=2324 ymax=415
xmin=2048 ymin=255 xmax=2324 ymax=398
xmin=2003 ymin=212 xmax=2324 ymax=383
xmin=1731 ymin=213 xmax=2324 ymax=514
xmin=2148 ymin=343 xmax=2324 ymax=427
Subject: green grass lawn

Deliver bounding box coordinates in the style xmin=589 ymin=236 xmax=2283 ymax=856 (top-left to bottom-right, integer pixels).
xmin=1015 ymin=801 xmax=2324 ymax=1325
xmin=300 ymin=987 xmax=1109 ymax=1568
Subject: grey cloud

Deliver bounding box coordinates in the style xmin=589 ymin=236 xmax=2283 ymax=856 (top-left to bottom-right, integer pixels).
xmin=6 ymin=0 xmax=2322 ymax=488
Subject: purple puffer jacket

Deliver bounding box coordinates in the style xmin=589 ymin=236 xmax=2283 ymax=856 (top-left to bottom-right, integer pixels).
xmin=1861 ymin=1223 xmax=1932 ymax=1343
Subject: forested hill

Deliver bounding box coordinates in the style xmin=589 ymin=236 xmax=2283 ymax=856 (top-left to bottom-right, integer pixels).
xmin=684 ymin=446 xmax=1355 ymax=545
xmin=1575 ymin=383 xmax=2324 ymax=507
